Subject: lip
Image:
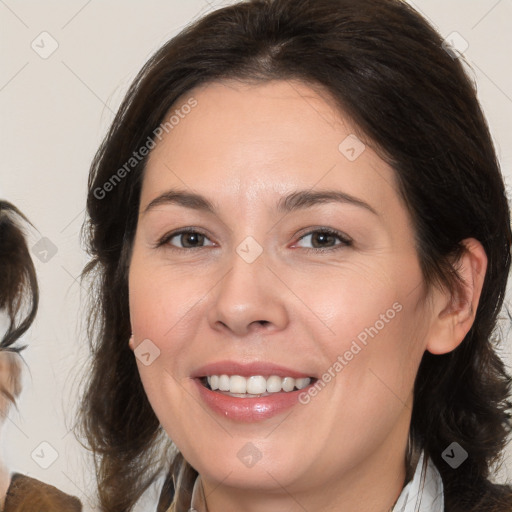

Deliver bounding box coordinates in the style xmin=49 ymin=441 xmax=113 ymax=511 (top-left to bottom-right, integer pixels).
xmin=193 ymin=378 xmax=315 ymax=422
xmin=191 ymin=360 xmax=316 ymax=422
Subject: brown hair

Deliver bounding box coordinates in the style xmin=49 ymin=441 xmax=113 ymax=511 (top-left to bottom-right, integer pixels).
xmin=0 ymin=201 xmax=38 ymax=407
xmin=79 ymin=0 xmax=512 ymax=510
xmin=0 ymin=201 xmax=38 ymax=352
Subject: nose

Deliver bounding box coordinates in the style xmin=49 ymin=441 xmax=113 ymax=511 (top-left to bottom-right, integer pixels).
xmin=207 ymin=247 xmax=289 ymax=338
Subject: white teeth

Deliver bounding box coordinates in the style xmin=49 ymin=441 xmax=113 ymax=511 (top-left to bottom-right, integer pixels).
xmin=218 ymin=374 xmax=230 ymax=391
xmin=295 ymin=378 xmax=310 ymax=390
xmin=229 ymin=375 xmax=247 ymax=394
xmin=204 ymin=374 xmax=311 ymax=394
xmin=282 ymin=377 xmax=295 ymax=392
xmin=266 ymin=375 xmax=282 ymax=393
xmin=247 ymin=376 xmax=267 ymax=394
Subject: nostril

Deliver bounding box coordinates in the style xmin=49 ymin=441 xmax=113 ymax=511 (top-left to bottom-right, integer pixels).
xmin=248 ymin=320 xmax=271 ymax=331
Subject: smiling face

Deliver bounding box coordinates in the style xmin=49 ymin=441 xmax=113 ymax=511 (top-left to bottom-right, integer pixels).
xmin=128 ymin=79 xmax=439 ymax=509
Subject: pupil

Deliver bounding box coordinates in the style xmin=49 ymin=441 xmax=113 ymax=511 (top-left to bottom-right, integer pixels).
xmin=184 ymin=233 xmax=202 ymax=247
xmin=314 ymin=232 xmax=333 ymax=248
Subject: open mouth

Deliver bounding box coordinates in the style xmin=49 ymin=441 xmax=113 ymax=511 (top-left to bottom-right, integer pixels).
xmin=199 ymin=374 xmax=317 ymax=398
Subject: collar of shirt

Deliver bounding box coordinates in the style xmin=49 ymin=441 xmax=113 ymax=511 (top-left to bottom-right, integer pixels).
xmin=187 ymin=450 xmax=444 ymax=512
xmin=392 ymin=450 xmax=444 ymax=512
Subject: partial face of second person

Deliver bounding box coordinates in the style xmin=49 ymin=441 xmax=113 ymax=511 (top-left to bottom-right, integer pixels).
xmin=127 ymin=79 xmax=469 ymax=510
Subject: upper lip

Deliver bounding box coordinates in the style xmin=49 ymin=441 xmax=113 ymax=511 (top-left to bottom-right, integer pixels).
xmin=191 ymin=360 xmax=315 ymax=379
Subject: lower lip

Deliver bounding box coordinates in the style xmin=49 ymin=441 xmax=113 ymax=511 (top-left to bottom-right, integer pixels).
xmin=194 ymin=379 xmax=311 ymax=422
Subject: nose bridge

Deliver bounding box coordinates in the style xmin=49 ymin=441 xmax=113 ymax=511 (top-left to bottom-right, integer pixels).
xmin=207 ymin=234 xmax=288 ymax=336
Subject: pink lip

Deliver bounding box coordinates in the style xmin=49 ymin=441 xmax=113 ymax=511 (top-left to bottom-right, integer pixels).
xmin=193 ymin=378 xmax=315 ymax=422
xmin=191 ymin=360 xmax=316 ymax=422
xmin=191 ymin=360 xmax=314 ymax=379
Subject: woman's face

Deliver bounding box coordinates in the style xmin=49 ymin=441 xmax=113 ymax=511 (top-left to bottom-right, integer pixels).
xmin=128 ymin=80 xmax=438 ymax=502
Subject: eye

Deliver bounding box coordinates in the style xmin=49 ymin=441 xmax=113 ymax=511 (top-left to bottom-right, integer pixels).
xmin=156 ymin=226 xmax=352 ymax=253
xmin=157 ymin=228 xmax=215 ymax=250
xmin=294 ymin=228 xmax=352 ymax=252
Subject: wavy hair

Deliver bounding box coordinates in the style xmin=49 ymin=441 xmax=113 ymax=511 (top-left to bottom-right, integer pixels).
xmin=0 ymin=201 xmax=39 ymax=405
xmin=0 ymin=201 xmax=38 ymax=351
xmin=79 ymin=0 xmax=512 ymax=510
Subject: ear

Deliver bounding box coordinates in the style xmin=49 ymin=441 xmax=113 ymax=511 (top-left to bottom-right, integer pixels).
xmin=128 ymin=334 xmax=135 ymax=351
xmin=425 ymin=238 xmax=487 ymax=355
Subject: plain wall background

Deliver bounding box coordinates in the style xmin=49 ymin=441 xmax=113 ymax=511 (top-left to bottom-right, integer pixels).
xmin=1 ymin=1 xmax=511 ymax=510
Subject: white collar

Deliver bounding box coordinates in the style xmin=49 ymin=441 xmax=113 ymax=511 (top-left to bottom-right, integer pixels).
xmin=188 ymin=450 xmax=444 ymax=512
xmin=392 ymin=451 xmax=444 ymax=512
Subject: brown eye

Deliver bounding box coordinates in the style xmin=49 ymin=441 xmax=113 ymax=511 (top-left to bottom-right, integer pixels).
xmin=178 ymin=232 xmax=205 ymax=248
xmin=310 ymin=231 xmax=337 ymax=248
xmin=295 ymin=228 xmax=352 ymax=252
xmin=157 ymin=229 xmax=215 ymax=250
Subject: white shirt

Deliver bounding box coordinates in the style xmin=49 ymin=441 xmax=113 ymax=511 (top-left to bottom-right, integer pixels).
xmin=186 ymin=450 xmax=444 ymax=512
xmin=392 ymin=450 xmax=444 ymax=512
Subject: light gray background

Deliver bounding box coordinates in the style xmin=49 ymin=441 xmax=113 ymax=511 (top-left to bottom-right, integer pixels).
xmin=1 ymin=1 xmax=511 ymax=510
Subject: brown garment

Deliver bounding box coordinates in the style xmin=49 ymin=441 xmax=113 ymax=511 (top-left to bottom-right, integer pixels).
xmin=3 ymin=473 xmax=82 ymax=511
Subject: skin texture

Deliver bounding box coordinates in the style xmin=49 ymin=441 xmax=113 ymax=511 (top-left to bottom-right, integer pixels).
xmin=0 ymin=350 xmax=22 ymax=510
xmin=128 ymin=79 xmax=487 ymax=512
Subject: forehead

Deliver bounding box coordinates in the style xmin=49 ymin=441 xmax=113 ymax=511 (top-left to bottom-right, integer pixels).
xmin=141 ymin=79 xmax=402 ymax=221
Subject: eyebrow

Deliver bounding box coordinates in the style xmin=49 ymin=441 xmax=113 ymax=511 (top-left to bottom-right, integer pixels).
xmin=143 ymin=188 xmax=378 ymax=216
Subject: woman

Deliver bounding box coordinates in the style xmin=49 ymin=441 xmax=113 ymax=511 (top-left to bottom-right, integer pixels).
xmin=79 ymin=0 xmax=512 ymax=511
xmin=0 ymin=201 xmax=83 ymax=511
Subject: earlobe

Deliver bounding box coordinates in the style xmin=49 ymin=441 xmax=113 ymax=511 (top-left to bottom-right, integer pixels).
xmin=426 ymin=238 xmax=487 ymax=355
xmin=128 ymin=334 xmax=135 ymax=351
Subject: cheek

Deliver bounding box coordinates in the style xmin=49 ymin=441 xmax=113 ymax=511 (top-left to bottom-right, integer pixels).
xmin=297 ymin=262 xmax=408 ymax=352
xmin=128 ymin=254 xmax=200 ymax=349
xmin=323 ymin=294 xmax=427 ymax=436
xmin=127 ymin=265 xmax=188 ymax=434
xmin=306 ymin=256 xmax=427 ymax=402
xmin=127 ymin=252 xmax=207 ymax=426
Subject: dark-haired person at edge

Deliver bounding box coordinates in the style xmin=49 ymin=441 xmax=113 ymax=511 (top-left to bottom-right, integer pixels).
xmin=0 ymin=201 xmax=82 ymax=511
xmin=79 ymin=1 xmax=512 ymax=511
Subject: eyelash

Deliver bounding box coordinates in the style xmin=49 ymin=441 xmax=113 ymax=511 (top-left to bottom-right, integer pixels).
xmin=155 ymin=226 xmax=352 ymax=253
